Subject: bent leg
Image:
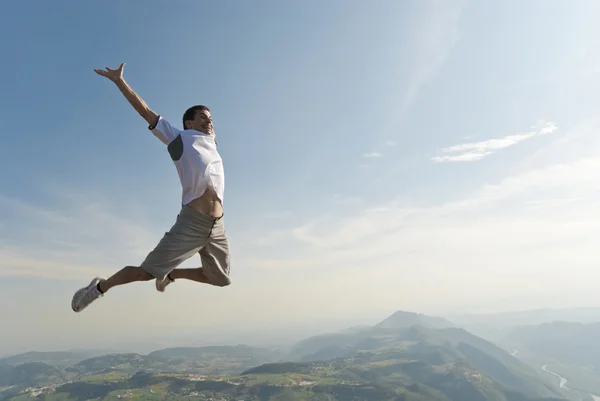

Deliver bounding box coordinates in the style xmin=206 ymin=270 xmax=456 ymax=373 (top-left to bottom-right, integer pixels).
xmin=169 ymin=268 xmax=212 ymax=284
xmin=156 ymin=209 xmax=231 ymax=291
xmin=99 ymin=266 xmax=153 ymax=293
xmin=71 ymin=265 xmax=158 ymax=313
xmin=158 ymin=220 xmax=231 ymax=290
xmin=72 ymin=206 xmax=210 ymax=311
xmin=198 ymin=218 xmax=231 ymax=287
xmin=141 ymin=206 xmax=213 ymax=281
xmin=71 ymin=266 xmax=155 ymax=312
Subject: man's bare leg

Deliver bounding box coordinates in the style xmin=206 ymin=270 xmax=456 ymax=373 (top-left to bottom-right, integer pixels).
xmin=155 ymin=268 xmax=217 ymax=292
xmin=71 ymin=266 xmax=155 ymax=312
xmin=169 ymin=268 xmax=212 ymax=284
xmin=99 ymin=266 xmax=154 ymax=293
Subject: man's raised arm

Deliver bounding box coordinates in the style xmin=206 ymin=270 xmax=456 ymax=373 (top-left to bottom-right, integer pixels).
xmin=94 ymin=63 xmax=159 ymax=127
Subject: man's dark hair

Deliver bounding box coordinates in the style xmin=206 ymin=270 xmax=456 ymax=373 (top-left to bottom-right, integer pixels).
xmin=182 ymin=105 xmax=210 ymax=129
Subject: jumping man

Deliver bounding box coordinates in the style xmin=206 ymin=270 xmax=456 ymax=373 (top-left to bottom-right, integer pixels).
xmin=71 ymin=63 xmax=231 ymax=312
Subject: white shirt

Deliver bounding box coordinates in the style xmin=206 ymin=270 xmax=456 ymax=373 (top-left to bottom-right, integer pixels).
xmin=149 ymin=116 xmax=225 ymax=206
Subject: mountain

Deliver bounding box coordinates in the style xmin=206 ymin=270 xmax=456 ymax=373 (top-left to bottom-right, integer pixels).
xmin=65 ymin=353 xmax=155 ymax=375
xmin=448 ymin=308 xmax=600 ymax=341
xmin=0 ymin=362 xmax=65 ymax=388
xmin=1 ymin=354 xmax=565 ymax=401
xmin=438 ymin=327 xmax=559 ymax=397
xmin=288 ymin=310 xmax=456 ymax=361
xmin=376 ymin=310 xmax=456 ymax=330
xmin=0 ymin=351 xmax=101 ymax=368
xmin=451 ymin=308 xmax=600 ymax=328
xmin=288 ymin=319 xmax=560 ymax=400
xmin=148 ymin=344 xmax=283 ymax=363
xmin=503 ymin=322 xmax=600 ymax=368
xmin=0 ymin=310 xmax=573 ymax=401
xmin=241 ymin=355 xmax=564 ymax=401
xmin=499 ymin=321 xmax=600 ymax=398
xmin=62 ymin=345 xmax=282 ymax=378
xmin=0 ymin=346 xmax=284 ymax=400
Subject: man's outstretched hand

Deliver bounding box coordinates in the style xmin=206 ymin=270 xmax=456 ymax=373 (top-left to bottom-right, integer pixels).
xmin=94 ymin=63 xmax=125 ymax=83
xmin=93 ymin=62 xmax=157 ymax=126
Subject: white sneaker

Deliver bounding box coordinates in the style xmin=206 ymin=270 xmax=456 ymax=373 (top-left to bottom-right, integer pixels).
xmin=72 ymin=277 xmax=105 ymax=312
xmin=155 ymin=276 xmax=174 ymax=292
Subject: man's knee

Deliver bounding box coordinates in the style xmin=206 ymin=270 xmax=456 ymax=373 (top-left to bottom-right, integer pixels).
xmin=131 ymin=266 xmax=154 ymax=281
xmin=213 ymin=275 xmax=231 ymax=287
xmin=140 ymin=271 xmax=154 ymax=281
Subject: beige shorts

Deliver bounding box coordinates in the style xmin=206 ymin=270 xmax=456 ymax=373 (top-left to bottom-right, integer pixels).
xmin=140 ymin=205 xmax=231 ymax=286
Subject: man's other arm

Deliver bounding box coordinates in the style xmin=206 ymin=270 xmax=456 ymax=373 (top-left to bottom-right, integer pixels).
xmin=114 ymin=78 xmax=159 ymax=127
xmin=94 ymin=63 xmax=158 ymax=127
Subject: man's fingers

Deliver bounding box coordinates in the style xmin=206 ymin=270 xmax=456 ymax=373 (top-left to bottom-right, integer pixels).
xmin=93 ymin=69 xmax=114 ymax=79
xmin=93 ymin=64 xmax=125 ymax=78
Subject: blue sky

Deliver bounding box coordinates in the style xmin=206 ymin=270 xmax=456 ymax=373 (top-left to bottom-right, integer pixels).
xmin=2 ymin=0 xmax=600 ymax=354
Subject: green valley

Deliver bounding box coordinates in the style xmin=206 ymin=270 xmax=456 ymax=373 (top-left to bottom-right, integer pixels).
xmin=0 ymin=310 xmax=570 ymax=401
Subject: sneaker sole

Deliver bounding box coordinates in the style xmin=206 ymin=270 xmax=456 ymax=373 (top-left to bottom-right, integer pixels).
xmin=72 ymin=278 xmax=102 ymax=312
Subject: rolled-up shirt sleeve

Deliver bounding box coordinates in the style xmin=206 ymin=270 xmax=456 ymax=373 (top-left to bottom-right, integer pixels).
xmin=148 ymin=116 xmax=181 ymax=145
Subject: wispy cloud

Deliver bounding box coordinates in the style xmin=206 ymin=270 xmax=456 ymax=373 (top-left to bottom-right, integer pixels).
xmin=362 ymin=151 xmax=383 ymax=158
xmin=0 ymin=193 xmax=163 ymax=280
xmin=250 ymin=156 xmax=600 ymax=275
xmin=371 ymin=0 xmax=466 ymax=182
xmin=398 ymin=0 xmax=466 ymax=118
xmin=431 ymin=121 xmax=558 ymax=163
xmin=245 ymin=118 xmax=600 ymax=313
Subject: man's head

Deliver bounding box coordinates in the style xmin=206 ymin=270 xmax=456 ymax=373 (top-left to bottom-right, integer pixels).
xmin=182 ymin=105 xmax=213 ymax=135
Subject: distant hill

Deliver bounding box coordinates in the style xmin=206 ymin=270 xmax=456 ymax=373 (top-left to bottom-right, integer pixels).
xmin=0 ymin=345 xmax=284 ymax=397
xmin=288 ymin=310 xmax=455 ymax=360
xmin=243 ymin=356 xmax=564 ymax=401
xmin=1 ymin=356 xmax=566 ymax=401
xmin=286 ymin=310 xmax=561 ymax=400
xmin=0 ymin=362 xmax=65 ymax=387
xmin=0 ymin=351 xmax=100 ymax=368
xmin=503 ymin=321 xmax=600 ymax=368
xmin=450 ymin=308 xmax=600 ymax=330
xmin=430 ymin=308 xmax=600 ymax=351
xmin=66 ymin=353 xmax=152 ymax=374
xmin=438 ymin=327 xmax=557 ymax=397
xmin=148 ymin=344 xmax=283 ymax=363
xmin=0 ymin=310 xmax=575 ymax=401
xmin=376 ymin=310 xmax=456 ymax=330
xmin=62 ymin=346 xmax=282 ymax=378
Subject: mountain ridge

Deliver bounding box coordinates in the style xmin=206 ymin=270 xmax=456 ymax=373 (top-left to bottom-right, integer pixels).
xmin=0 ymin=309 xmax=569 ymax=401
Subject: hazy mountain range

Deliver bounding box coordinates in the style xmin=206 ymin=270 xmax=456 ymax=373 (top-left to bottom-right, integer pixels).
xmin=1 ymin=308 xmax=599 ymax=401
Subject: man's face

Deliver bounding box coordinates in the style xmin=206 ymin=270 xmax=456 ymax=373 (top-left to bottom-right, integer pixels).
xmin=188 ymin=109 xmax=213 ymax=134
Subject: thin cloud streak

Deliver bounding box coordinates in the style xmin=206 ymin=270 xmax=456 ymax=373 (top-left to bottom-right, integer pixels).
xmin=372 ymin=0 xmax=466 ymax=182
xmin=362 ymin=151 xmax=384 ymax=158
xmin=0 ymin=247 xmax=104 ymax=280
xmin=432 ymin=121 xmax=558 ymax=163
xmin=398 ymin=0 xmax=466 ymax=119
xmin=249 ymin=152 xmax=600 ymax=272
xmin=0 ymin=193 xmax=164 ymax=279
